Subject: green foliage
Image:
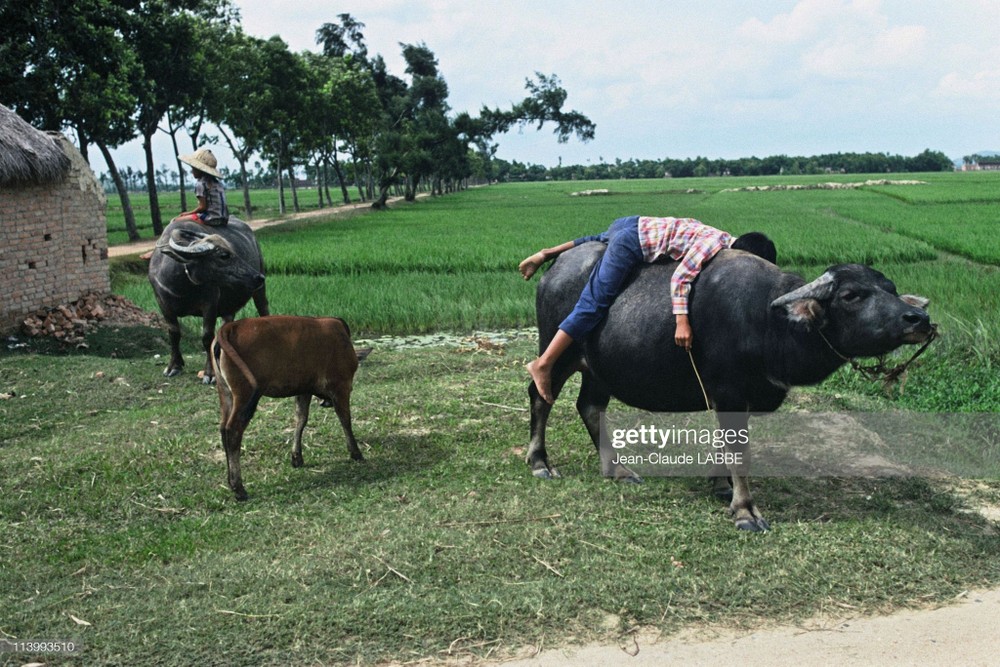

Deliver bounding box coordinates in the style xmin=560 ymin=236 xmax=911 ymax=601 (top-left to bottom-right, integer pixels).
xmin=2 ymin=341 xmax=998 ymax=665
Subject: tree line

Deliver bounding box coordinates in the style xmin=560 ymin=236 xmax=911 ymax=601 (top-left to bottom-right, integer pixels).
xmin=492 ymin=149 xmax=955 ymax=182
xmin=0 ymin=1 xmax=594 ymax=241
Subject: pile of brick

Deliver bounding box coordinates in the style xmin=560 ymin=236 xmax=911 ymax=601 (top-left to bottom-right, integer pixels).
xmin=20 ymin=292 xmax=162 ymax=346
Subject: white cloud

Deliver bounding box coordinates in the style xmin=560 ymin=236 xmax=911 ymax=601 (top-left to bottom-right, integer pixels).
xmin=934 ymin=70 xmax=1000 ymax=103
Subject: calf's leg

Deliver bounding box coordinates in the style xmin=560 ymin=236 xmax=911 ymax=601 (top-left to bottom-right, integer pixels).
xmin=221 ymin=421 xmax=249 ymax=501
xmin=326 ymin=385 xmax=363 ymax=461
xmin=292 ymin=394 xmax=310 ymax=468
xmin=216 ymin=360 xmax=258 ymax=500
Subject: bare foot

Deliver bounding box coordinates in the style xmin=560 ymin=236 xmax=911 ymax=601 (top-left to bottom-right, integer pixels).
xmin=139 ymin=251 xmax=153 ymax=260
xmin=526 ymin=358 xmax=554 ymax=403
xmin=518 ymin=252 xmax=545 ymax=280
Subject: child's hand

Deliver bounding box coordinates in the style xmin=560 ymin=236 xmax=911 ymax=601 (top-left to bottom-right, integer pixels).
xmin=674 ymin=315 xmax=693 ymax=349
xmin=519 ymin=252 xmax=545 ymax=280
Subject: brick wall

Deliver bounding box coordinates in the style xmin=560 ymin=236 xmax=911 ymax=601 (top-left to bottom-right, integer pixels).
xmin=0 ymin=135 xmax=109 ymax=329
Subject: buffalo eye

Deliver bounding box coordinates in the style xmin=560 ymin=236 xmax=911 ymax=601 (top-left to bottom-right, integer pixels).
xmin=839 ymin=288 xmax=863 ymax=303
xmin=218 ymin=250 xmax=232 ymax=260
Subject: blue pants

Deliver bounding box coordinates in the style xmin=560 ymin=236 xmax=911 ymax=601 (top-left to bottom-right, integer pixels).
xmin=560 ymin=216 xmax=643 ymax=340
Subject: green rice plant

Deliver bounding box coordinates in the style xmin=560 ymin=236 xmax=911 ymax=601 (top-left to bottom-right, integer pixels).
xmin=691 ymin=189 xmax=938 ymax=265
xmin=865 ymin=171 xmax=1000 ymax=204
xmin=829 ymin=198 xmax=1000 ymax=266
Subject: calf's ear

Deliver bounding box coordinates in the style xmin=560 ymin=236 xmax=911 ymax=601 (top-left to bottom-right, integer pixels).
xmin=900 ymin=294 xmax=930 ymax=309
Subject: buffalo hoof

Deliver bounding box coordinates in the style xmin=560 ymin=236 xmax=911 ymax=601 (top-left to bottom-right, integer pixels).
xmin=201 ymin=375 xmax=216 ymax=385
xmin=734 ymin=516 xmax=770 ymax=532
xmin=532 ymin=467 xmax=561 ymax=480
xmin=233 ymin=487 xmax=249 ymax=502
xmin=291 ymin=453 xmax=304 ymax=468
xmin=163 ymin=367 xmax=182 ymax=378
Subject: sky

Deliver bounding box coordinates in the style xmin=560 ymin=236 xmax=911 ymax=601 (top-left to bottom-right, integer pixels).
xmin=106 ymin=0 xmax=1000 ymax=174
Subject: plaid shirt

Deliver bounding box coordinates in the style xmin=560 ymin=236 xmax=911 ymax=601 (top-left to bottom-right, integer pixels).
xmin=637 ymin=216 xmax=733 ymax=314
xmin=195 ymin=178 xmax=229 ymax=224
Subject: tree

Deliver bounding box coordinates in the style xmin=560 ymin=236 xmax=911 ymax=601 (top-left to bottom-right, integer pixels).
xmin=251 ymin=38 xmax=313 ymax=214
xmin=316 ymin=13 xmax=368 ymax=60
xmin=325 ymin=59 xmax=381 ymax=203
xmin=160 ymin=10 xmax=238 ymax=210
xmin=476 ymin=73 xmax=596 ymax=145
xmin=128 ymin=1 xmax=235 ymax=236
xmin=208 ymin=29 xmax=271 ymax=218
xmin=906 ymin=149 xmax=954 ymax=172
xmin=0 ymin=0 xmax=145 ymax=241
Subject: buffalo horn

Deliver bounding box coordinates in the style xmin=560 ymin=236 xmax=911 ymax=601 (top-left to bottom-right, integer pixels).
xmin=770 ymin=271 xmax=835 ymax=309
xmin=168 ymin=229 xmax=217 ymax=256
xmin=900 ymin=294 xmax=930 ymax=309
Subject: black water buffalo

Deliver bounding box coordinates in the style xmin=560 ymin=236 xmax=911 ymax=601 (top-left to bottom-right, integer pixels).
xmin=148 ymin=218 xmax=269 ymax=382
xmin=527 ymin=243 xmax=934 ymax=531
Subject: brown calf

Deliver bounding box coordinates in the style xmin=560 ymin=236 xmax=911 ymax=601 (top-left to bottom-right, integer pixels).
xmin=210 ymin=315 xmax=366 ymax=500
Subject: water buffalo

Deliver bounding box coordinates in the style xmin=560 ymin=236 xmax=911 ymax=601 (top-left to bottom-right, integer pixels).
xmin=148 ymin=217 xmax=269 ymax=382
xmin=527 ymin=243 xmax=934 ymax=531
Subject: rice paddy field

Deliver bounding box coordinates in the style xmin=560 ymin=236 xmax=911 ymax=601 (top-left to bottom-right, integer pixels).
xmin=2 ymin=172 xmax=998 ymax=665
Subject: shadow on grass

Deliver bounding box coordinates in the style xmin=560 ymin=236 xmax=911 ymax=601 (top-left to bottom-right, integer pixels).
xmin=2 ymin=324 xmax=171 ymax=360
xmin=225 ymin=432 xmax=452 ymax=504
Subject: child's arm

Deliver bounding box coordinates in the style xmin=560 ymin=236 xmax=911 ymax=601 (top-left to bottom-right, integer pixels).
xmin=674 ymin=314 xmax=693 ymax=349
xmin=670 ymin=236 xmax=728 ymax=348
xmin=178 ymin=196 xmax=208 ymax=218
xmin=519 ymin=240 xmax=577 ymax=280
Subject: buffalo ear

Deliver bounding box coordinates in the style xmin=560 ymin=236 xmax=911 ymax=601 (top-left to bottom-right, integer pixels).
xmin=900 ymin=294 xmax=930 ymax=309
xmin=770 ymin=271 xmax=834 ymax=326
xmin=781 ymin=298 xmax=826 ymax=326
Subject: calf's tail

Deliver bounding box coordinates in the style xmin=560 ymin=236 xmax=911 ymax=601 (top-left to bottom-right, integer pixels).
xmin=214 ymin=324 xmax=261 ymax=392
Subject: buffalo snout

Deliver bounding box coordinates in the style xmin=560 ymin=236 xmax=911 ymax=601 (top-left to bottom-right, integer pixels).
xmin=249 ymin=272 xmax=265 ymax=291
xmin=901 ymin=306 xmax=934 ymax=343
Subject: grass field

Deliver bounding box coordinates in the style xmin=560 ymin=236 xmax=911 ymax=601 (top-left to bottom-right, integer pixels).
xmin=2 ymin=172 xmax=999 ymax=665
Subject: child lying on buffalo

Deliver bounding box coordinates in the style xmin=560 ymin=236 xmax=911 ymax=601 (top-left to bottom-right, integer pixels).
xmin=520 ymin=216 xmax=775 ymax=403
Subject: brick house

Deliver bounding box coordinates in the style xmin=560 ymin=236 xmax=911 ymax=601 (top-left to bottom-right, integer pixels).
xmin=0 ymin=104 xmax=109 ymax=329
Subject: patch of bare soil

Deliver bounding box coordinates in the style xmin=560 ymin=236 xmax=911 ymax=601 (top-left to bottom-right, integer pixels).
xmin=16 ymin=291 xmax=162 ymax=347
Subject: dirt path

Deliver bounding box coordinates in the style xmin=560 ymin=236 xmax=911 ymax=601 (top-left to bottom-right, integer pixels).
xmin=496 ymin=588 xmax=1000 ymax=666
xmin=107 ymin=194 xmax=421 ymax=258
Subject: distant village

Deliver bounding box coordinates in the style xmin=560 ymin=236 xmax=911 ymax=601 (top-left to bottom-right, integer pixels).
xmin=958 ymin=155 xmax=1000 ymax=171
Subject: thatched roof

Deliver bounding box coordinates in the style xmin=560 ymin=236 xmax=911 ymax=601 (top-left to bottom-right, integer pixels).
xmin=0 ymin=104 xmax=70 ymax=186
